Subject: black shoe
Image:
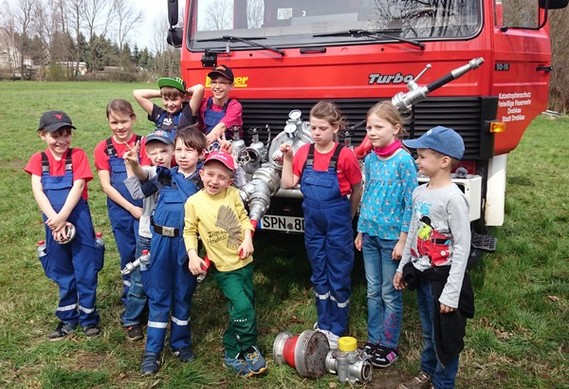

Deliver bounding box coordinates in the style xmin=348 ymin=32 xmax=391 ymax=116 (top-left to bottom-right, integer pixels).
xmin=126 ymin=325 xmax=144 ymax=341
xmin=83 ymin=324 xmax=101 ymax=338
xmin=363 ymin=342 xmax=379 ymax=357
xmin=371 ymin=347 xmax=399 ymax=368
xmin=140 ymin=352 xmax=160 ymax=376
xmin=48 ymin=322 xmax=77 ymax=341
xmin=173 ymin=347 xmax=195 ymax=363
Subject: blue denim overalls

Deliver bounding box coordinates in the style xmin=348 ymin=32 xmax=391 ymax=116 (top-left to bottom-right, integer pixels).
xmin=143 ymin=167 xmax=199 ymax=355
xmin=203 ymin=97 xmax=233 ymax=139
xmin=104 ymin=137 xmax=142 ymax=299
xmin=39 ymin=149 xmax=103 ymax=327
xmin=156 ymin=110 xmax=182 ymax=135
xmin=300 ymin=144 xmax=354 ymax=336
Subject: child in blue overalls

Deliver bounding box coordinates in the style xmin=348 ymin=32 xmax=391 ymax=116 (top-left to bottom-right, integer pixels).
xmin=199 ymin=65 xmax=243 ymax=145
xmin=133 ymin=77 xmax=204 ymax=141
xmin=94 ymin=99 xmax=144 ymax=304
xmin=280 ymin=101 xmax=363 ymax=349
xmin=25 ymin=110 xmax=104 ymax=340
xmin=124 ymin=126 xmax=206 ymax=376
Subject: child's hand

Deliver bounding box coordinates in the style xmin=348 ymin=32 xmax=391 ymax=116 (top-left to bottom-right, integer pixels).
xmin=393 ymin=272 xmax=406 ymax=290
xmin=280 ymin=143 xmax=293 ymax=159
xmin=354 ymin=232 xmax=363 ymax=251
xmin=51 ymin=222 xmax=72 ymax=243
xmin=45 ymin=214 xmax=67 ymax=232
xmin=217 ymin=134 xmax=233 ymax=154
xmin=238 ymin=239 xmax=254 ymax=259
xmin=129 ymin=205 xmax=143 ymax=220
xmin=439 ymin=303 xmax=456 ymax=314
xmin=188 ymin=252 xmax=205 ymax=276
xmin=205 ymin=131 xmax=219 ymax=147
xmin=392 ymin=240 xmax=405 ymax=260
xmin=123 ymin=141 xmax=140 ymax=167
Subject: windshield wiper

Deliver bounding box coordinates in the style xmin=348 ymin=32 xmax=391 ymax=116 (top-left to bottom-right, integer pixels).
xmin=197 ymin=35 xmax=285 ymax=56
xmin=314 ymin=29 xmax=425 ymax=50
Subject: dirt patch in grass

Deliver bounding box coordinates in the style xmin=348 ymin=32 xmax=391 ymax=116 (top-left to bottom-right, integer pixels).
xmin=368 ymin=368 xmax=406 ymax=388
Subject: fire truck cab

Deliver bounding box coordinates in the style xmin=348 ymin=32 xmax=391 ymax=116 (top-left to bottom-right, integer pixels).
xmin=167 ymin=0 xmax=567 ymax=239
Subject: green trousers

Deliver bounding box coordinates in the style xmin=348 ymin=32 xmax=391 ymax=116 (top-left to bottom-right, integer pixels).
xmin=213 ymin=263 xmax=258 ymax=357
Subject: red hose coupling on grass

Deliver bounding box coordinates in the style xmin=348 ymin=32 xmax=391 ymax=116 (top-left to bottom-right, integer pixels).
xmin=273 ymin=330 xmax=330 ymax=378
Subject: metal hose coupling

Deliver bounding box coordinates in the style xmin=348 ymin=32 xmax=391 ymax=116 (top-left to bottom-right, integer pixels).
xmin=325 ymin=336 xmax=373 ymax=384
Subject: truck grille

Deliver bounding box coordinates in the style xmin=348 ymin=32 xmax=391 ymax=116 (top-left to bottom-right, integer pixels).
xmin=240 ymin=97 xmax=496 ymax=160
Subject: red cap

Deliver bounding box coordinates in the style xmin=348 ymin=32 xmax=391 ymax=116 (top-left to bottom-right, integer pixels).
xmin=204 ymin=151 xmax=236 ymax=172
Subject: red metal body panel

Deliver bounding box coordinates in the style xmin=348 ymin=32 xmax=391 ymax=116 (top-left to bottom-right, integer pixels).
xmin=179 ymin=0 xmax=552 ymax=156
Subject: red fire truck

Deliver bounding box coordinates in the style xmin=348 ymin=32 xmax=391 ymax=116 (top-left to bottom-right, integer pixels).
xmin=166 ymin=0 xmax=567 ymax=245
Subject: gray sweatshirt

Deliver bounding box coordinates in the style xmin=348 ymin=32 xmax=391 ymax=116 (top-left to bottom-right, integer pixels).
xmin=397 ymin=183 xmax=471 ymax=308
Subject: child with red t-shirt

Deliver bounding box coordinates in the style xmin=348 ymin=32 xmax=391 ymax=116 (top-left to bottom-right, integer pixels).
xmin=93 ymin=99 xmax=146 ymax=306
xmin=280 ymin=101 xmax=363 ymax=349
xmin=25 ymin=110 xmax=103 ymax=341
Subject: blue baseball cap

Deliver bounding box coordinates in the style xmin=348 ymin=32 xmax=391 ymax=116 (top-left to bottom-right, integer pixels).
xmin=403 ymin=126 xmax=465 ymax=160
xmin=145 ymin=130 xmax=173 ymax=145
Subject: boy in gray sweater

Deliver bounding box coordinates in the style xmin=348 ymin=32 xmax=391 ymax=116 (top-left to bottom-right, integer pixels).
xmin=394 ymin=126 xmax=474 ymax=389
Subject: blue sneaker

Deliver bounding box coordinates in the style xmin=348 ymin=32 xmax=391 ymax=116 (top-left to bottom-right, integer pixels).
xmin=224 ymin=352 xmax=252 ymax=377
xmin=140 ymin=352 xmax=160 ymax=376
xmin=243 ymin=346 xmax=267 ymax=375
xmin=173 ymin=347 xmax=195 ymax=363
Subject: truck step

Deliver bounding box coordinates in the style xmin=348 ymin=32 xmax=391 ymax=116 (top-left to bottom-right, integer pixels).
xmin=472 ymin=232 xmax=497 ymax=252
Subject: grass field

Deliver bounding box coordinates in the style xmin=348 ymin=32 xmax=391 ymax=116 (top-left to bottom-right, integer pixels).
xmin=0 ymin=81 xmax=567 ymax=389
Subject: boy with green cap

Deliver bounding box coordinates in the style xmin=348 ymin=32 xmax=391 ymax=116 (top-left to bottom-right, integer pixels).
xmin=134 ymin=77 xmax=204 ymax=140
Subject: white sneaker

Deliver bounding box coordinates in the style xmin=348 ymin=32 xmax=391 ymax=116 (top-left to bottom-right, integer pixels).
xmin=317 ymin=329 xmax=339 ymax=349
xmin=327 ymin=332 xmax=339 ymax=350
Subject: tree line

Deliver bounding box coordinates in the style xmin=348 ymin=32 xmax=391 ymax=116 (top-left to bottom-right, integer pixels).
xmin=0 ymin=0 xmax=180 ymax=81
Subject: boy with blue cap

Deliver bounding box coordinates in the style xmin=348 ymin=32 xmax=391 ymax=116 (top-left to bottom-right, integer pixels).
xmin=121 ymin=130 xmax=175 ymax=341
xmin=125 ymin=126 xmax=206 ymax=376
xmin=393 ymin=126 xmax=475 ymax=389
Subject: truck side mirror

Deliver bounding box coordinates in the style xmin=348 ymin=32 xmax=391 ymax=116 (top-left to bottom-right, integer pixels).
xmin=168 ymin=0 xmax=179 ymax=27
xmin=167 ymin=27 xmax=183 ymax=48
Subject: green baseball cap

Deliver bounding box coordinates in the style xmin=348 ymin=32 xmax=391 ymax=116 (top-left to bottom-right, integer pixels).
xmin=157 ymin=77 xmax=187 ymax=93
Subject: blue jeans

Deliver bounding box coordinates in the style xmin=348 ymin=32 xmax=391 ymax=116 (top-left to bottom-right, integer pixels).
xmin=417 ymin=277 xmax=459 ymax=389
xmin=362 ymin=234 xmax=402 ymax=349
xmin=122 ymin=236 xmax=150 ymax=327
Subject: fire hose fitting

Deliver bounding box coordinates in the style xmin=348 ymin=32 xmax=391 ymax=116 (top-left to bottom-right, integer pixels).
xmin=273 ymin=331 xmax=372 ymax=383
xmin=325 ymin=336 xmax=372 ymax=384
xmin=121 ymin=249 xmax=150 ymax=275
xmin=273 ymin=330 xmax=330 ymax=378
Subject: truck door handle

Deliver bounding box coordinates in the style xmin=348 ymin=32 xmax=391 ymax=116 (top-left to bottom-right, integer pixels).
xmin=537 ymin=65 xmax=552 ymax=73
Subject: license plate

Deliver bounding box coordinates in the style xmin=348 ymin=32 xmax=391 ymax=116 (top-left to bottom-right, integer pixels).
xmin=261 ymin=215 xmax=304 ymax=233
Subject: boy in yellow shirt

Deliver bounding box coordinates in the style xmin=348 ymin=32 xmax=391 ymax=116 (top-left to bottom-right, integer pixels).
xmin=183 ymin=151 xmax=266 ymax=377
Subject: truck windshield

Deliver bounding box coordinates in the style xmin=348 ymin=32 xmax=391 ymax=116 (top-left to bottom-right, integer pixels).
xmin=188 ymin=0 xmax=482 ymax=50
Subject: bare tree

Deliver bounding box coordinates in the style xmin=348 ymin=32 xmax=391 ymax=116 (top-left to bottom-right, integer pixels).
xmin=150 ymin=14 xmax=180 ymax=77
xmin=13 ymin=0 xmax=38 ymax=78
xmin=205 ymin=0 xmax=232 ymax=31
xmin=111 ymin=0 xmax=143 ymax=53
xmin=247 ymin=0 xmax=264 ymax=29
xmin=0 ymin=9 xmax=22 ymax=78
xmin=30 ymin=0 xmax=51 ymax=79
xmin=67 ymin=0 xmax=85 ymax=76
xmin=81 ymin=0 xmax=112 ymax=71
xmin=550 ymin=7 xmax=569 ymax=113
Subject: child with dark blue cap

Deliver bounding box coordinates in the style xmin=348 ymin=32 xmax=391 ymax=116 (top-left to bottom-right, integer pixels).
xmin=25 ymin=110 xmax=104 ymax=340
xmin=393 ymin=126 xmax=475 ymax=389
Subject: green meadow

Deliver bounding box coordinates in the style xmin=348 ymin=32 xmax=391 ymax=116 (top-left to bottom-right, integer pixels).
xmin=0 ymin=81 xmax=567 ymax=388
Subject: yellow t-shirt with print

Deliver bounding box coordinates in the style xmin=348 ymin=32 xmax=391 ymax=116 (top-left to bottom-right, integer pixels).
xmin=183 ymin=186 xmax=254 ymax=272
